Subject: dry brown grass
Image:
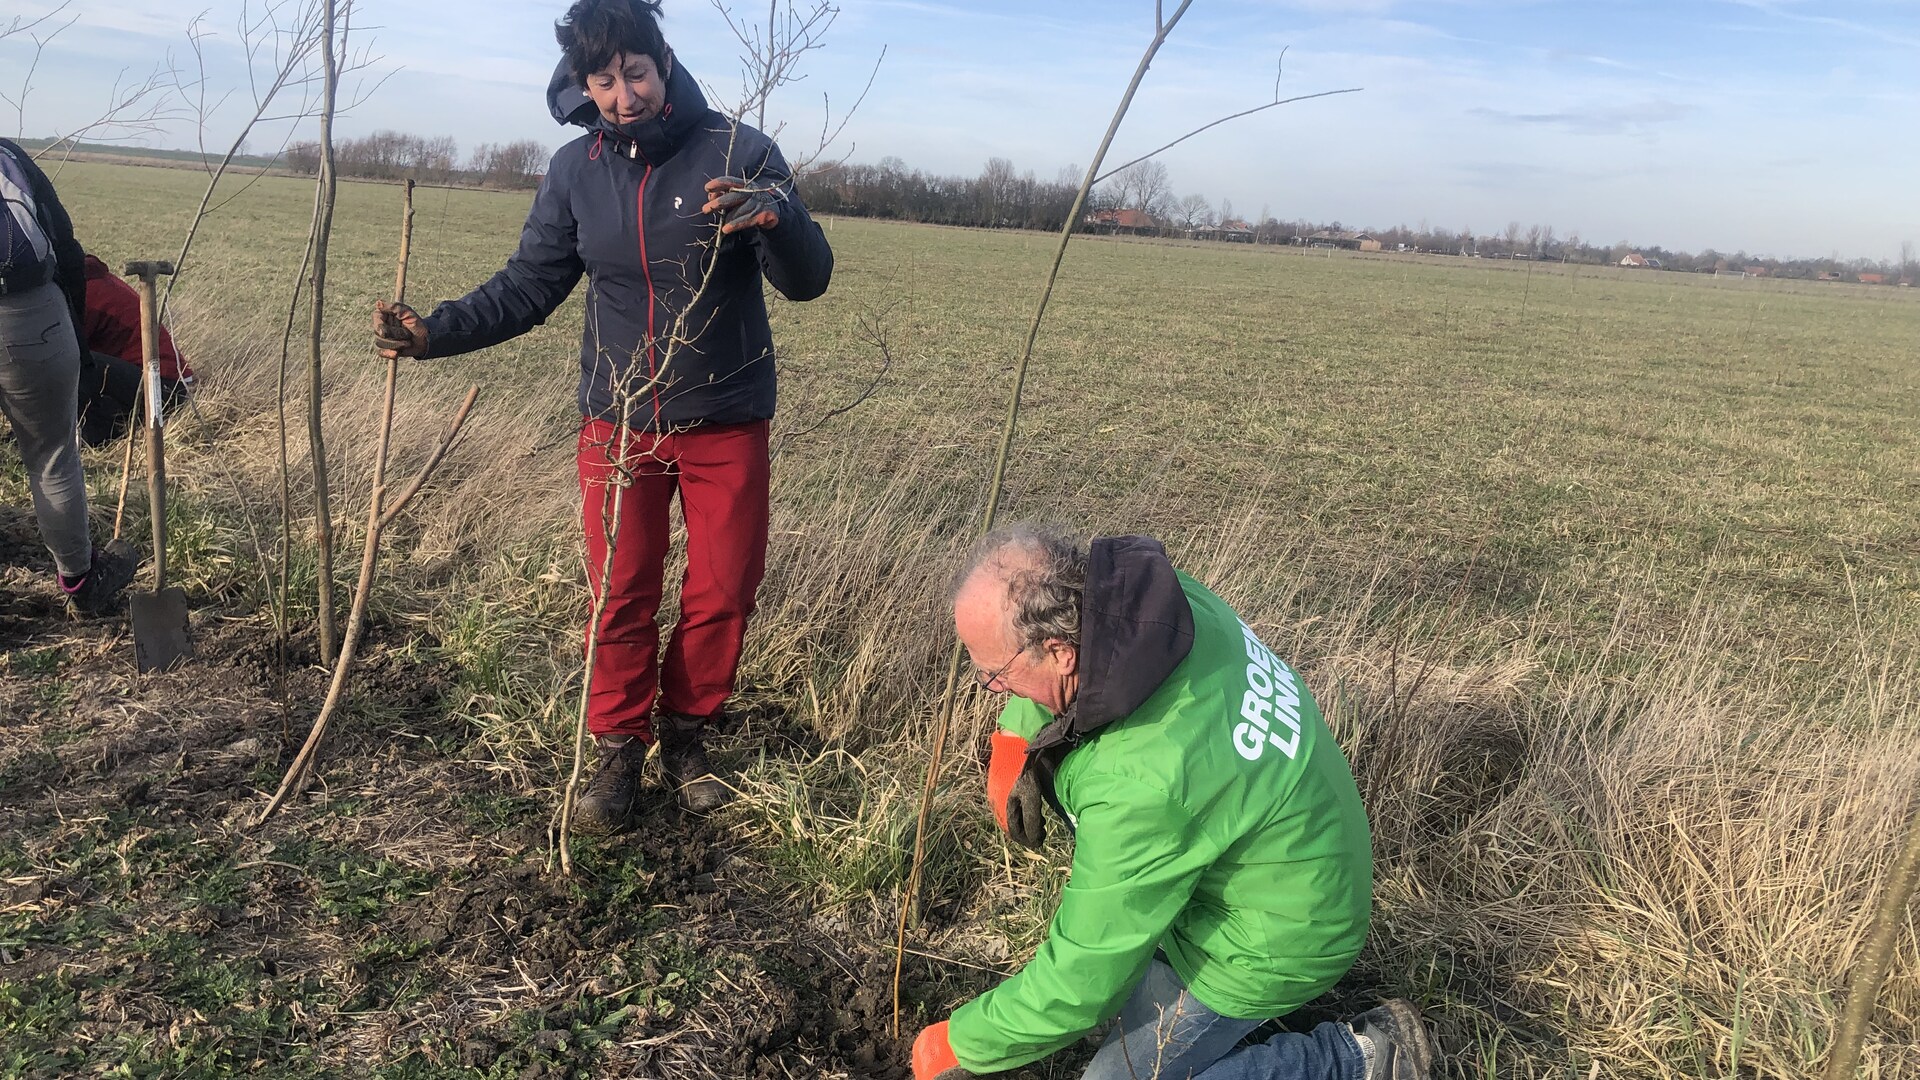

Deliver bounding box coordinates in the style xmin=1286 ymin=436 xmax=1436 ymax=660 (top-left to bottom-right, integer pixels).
xmin=105 ymin=235 xmax=1920 ymax=1078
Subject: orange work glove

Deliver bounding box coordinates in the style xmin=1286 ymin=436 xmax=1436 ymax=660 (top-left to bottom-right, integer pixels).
xmin=912 ymin=1020 xmax=970 ymax=1080
xmin=985 ymin=731 xmax=1027 ymax=832
xmin=986 ymin=730 xmax=1048 ymax=850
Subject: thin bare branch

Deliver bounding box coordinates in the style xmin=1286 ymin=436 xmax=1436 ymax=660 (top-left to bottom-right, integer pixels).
xmin=789 ymin=43 xmax=884 ymax=175
xmin=1094 ymin=87 xmax=1362 ymax=187
xmin=0 ymin=7 xmax=79 ymax=137
xmin=29 ymin=63 xmax=187 ymax=162
xmin=0 ymin=0 xmax=72 ymax=45
xmin=770 ymin=306 xmax=893 ymax=458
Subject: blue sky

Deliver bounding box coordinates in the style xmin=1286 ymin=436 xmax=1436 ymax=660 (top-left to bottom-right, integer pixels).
xmin=8 ymin=0 xmax=1917 ymax=260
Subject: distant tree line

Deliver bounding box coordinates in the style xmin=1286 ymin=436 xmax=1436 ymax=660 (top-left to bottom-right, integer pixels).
xmin=796 ymin=155 xmax=1917 ymax=282
xmin=796 ymin=155 xmax=1086 ymax=232
xmin=284 ymin=130 xmax=548 ymax=189
xmin=272 ymin=135 xmax=1915 ymax=278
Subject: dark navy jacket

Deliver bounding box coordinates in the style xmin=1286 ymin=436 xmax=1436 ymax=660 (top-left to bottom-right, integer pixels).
xmin=419 ymin=60 xmax=833 ymax=430
xmin=0 ymin=137 xmax=87 ymax=347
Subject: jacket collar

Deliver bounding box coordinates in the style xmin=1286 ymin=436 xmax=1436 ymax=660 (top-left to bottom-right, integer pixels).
xmin=1028 ymin=535 xmax=1195 ymax=755
xmin=547 ymin=52 xmax=710 ymax=164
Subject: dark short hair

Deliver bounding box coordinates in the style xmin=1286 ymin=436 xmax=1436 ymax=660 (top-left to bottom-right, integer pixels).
xmin=555 ymin=0 xmax=667 ymax=86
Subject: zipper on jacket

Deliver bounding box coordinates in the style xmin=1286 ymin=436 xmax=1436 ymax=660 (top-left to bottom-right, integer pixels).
xmin=634 ymin=163 xmax=662 ymax=428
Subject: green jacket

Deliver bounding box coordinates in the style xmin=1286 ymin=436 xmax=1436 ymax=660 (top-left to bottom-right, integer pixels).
xmin=947 ymin=536 xmax=1373 ymax=1074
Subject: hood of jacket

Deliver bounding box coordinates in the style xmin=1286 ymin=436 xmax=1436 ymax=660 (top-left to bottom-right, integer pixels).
xmin=545 ymin=52 xmax=709 ymax=163
xmin=1030 ymin=534 xmax=1196 ymax=756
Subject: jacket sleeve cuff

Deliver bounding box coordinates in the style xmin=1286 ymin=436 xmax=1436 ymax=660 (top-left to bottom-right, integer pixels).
xmin=418 ymin=311 xmax=460 ymax=360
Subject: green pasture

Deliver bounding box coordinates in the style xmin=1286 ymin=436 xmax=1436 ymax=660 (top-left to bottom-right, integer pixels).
xmin=52 ymin=158 xmax=1920 ymax=698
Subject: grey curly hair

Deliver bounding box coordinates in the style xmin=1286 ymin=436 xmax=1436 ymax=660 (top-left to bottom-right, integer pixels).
xmin=951 ymin=523 xmax=1086 ymax=652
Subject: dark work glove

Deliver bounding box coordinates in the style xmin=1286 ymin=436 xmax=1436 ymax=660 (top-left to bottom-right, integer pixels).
xmin=373 ymin=300 xmax=427 ymax=358
xmin=702 ymin=176 xmax=783 ymax=233
xmin=1005 ymin=769 xmax=1047 ymax=850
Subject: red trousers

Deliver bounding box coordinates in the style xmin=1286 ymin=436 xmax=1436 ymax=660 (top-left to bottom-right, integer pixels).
xmin=577 ymin=418 xmax=770 ymax=741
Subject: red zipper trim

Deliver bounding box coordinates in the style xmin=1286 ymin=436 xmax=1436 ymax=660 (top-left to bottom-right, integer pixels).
xmin=635 ymin=163 xmax=662 ymax=429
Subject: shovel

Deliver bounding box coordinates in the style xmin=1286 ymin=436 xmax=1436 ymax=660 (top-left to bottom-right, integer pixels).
xmin=124 ymin=260 xmax=191 ymax=673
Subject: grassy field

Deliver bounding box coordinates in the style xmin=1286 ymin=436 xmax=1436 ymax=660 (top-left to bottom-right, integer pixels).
xmin=1 ymin=159 xmax=1916 ymax=1078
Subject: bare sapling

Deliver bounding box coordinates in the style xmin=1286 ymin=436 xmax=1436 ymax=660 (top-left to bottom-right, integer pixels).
xmin=277 ymin=206 xmax=319 ymax=664
xmin=306 ymin=0 xmax=341 ymax=666
xmin=891 ymin=0 xmax=1367 ymax=1035
xmin=552 ymin=405 xmax=633 ymax=876
xmin=160 ymin=0 xmax=347 ymax=319
xmin=258 ymin=179 xmax=481 ymax=823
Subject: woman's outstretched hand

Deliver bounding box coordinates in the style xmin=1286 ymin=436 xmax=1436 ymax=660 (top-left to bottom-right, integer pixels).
xmin=373 ymin=300 xmax=428 ymax=359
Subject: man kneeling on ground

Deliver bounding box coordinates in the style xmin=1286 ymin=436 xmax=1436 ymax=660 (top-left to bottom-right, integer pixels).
xmin=913 ymin=525 xmax=1436 ymax=1080
xmin=77 ymin=253 xmax=194 ymax=447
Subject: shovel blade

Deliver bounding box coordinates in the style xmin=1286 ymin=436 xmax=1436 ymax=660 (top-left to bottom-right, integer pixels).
xmin=131 ymin=587 xmax=192 ymax=673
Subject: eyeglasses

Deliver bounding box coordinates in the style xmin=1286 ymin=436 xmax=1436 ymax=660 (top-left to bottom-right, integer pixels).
xmin=973 ymin=647 xmax=1028 ymax=693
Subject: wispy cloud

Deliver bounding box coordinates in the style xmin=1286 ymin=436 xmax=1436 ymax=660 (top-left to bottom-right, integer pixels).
xmin=1271 ymin=0 xmax=1400 ymax=13
xmin=1717 ymin=0 xmax=1920 ymax=49
xmin=1470 ymin=99 xmax=1693 ymax=135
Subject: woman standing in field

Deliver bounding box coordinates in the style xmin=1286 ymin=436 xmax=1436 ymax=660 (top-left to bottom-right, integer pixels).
xmin=373 ymin=0 xmax=832 ymax=827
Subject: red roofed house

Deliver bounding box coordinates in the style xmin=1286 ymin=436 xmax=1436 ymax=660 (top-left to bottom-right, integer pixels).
xmin=1086 ymin=208 xmax=1157 ymax=233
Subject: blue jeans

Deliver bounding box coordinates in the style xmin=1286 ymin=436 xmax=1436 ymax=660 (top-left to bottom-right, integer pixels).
xmin=1081 ymin=960 xmax=1366 ymax=1080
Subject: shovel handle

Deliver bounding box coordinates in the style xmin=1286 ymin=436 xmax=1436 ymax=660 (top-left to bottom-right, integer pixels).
xmin=133 ymin=272 xmax=168 ymax=591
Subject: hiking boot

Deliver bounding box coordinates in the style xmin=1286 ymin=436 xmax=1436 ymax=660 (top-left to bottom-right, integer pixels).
xmin=62 ymin=539 xmax=139 ymax=617
xmin=1352 ymin=999 xmax=1436 ymax=1080
xmin=575 ymin=734 xmax=648 ymax=834
xmin=656 ymin=711 xmax=731 ymax=813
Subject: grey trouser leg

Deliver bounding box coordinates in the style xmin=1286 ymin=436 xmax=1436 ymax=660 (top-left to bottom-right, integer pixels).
xmin=0 ymin=282 xmax=91 ymax=578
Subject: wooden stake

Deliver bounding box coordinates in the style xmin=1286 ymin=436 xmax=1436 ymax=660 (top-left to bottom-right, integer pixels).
xmin=1822 ymin=796 xmax=1920 ymax=1079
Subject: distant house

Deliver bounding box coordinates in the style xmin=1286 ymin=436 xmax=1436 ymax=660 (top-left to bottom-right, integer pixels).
xmin=1857 ymin=272 xmax=1887 ymax=285
xmin=1818 ymin=271 xmax=1844 ymax=281
xmin=1193 ymin=219 xmax=1254 ymax=243
xmin=1744 ymin=265 xmax=1770 ymax=277
xmin=1619 ymin=253 xmax=1649 ymax=268
xmin=1085 ymin=208 xmax=1157 ymax=233
xmin=1299 ymin=230 xmax=1380 ymax=252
